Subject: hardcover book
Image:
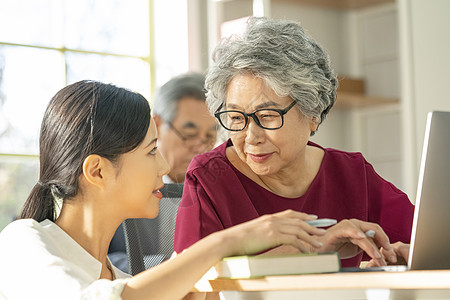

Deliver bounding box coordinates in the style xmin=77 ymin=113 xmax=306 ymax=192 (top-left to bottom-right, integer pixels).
xmin=214 ymin=252 xmax=340 ymax=278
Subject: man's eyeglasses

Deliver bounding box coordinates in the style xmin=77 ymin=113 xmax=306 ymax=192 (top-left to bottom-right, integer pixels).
xmin=166 ymin=121 xmax=217 ymax=150
xmin=214 ymin=101 xmax=297 ymax=131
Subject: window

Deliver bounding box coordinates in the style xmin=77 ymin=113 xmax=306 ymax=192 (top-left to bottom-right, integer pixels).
xmin=0 ymin=0 xmax=176 ymax=230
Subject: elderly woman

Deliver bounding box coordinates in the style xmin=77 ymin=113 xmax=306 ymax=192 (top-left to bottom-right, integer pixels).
xmin=173 ymin=17 xmax=414 ymax=268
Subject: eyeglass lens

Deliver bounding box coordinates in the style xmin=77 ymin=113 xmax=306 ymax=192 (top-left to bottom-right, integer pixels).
xmin=218 ymin=109 xmax=283 ymax=131
xmin=168 ymin=121 xmax=216 ymax=149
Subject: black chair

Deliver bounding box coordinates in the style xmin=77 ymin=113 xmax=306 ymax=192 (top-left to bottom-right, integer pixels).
xmin=123 ymin=183 xmax=184 ymax=275
xmin=108 ymin=223 xmax=129 ymax=273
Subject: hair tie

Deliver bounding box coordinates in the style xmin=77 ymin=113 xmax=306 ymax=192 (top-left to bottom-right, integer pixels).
xmin=37 ymin=181 xmax=47 ymax=187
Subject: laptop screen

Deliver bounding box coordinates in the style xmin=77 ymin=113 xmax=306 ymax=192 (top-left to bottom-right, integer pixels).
xmin=408 ymin=111 xmax=450 ymax=270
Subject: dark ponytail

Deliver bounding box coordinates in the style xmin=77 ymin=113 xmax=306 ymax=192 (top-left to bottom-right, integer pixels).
xmin=20 ymin=183 xmax=57 ymax=222
xmin=19 ymin=80 xmax=151 ymax=222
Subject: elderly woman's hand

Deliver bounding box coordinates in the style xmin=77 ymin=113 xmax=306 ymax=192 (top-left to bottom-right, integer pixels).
xmin=313 ymin=219 xmax=397 ymax=267
xmin=365 ymin=241 xmax=410 ymax=268
xmin=219 ymin=209 xmax=326 ymax=257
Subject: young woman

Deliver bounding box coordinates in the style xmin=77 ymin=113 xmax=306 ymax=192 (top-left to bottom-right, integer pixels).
xmin=0 ymin=80 xmax=326 ymax=300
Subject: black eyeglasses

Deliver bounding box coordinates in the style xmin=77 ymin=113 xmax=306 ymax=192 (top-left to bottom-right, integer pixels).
xmin=166 ymin=121 xmax=217 ymax=150
xmin=214 ymin=101 xmax=297 ymax=131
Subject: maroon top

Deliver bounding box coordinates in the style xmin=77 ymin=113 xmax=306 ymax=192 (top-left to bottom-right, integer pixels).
xmin=173 ymin=139 xmax=414 ymax=267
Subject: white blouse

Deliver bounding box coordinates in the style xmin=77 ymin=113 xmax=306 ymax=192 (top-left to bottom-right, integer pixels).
xmin=0 ymin=219 xmax=131 ymax=300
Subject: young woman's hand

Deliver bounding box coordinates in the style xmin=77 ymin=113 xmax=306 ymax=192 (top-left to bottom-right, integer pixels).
xmin=217 ymin=209 xmax=326 ymax=257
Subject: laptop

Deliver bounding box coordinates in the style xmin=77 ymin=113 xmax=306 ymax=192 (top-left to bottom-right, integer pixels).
xmin=343 ymin=110 xmax=450 ymax=272
xmin=408 ymin=110 xmax=450 ymax=270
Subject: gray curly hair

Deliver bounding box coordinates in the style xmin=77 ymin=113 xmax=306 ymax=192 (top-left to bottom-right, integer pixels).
xmin=205 ymin=17 xmax=338 ymax=135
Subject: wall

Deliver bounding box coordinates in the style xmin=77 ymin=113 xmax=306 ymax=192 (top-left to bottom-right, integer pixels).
xmin=187 ymin=0 xmax=209 ymax=72
xmin=399 ymin=0 xmax=450 ymax=199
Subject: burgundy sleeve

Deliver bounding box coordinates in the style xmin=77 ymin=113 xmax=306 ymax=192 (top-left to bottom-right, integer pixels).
xmin=364 ymin=160 xmax=414 ymax=244
xmin=173 ymin=170 xmax=225 ymax=253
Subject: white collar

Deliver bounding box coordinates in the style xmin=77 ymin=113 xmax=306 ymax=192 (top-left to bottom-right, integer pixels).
xmin=40 ymin=219 xmax=104 ymax=279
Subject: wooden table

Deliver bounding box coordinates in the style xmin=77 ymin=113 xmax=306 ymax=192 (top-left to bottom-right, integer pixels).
xmin=191 ymin=270 xmax=450 ymax=299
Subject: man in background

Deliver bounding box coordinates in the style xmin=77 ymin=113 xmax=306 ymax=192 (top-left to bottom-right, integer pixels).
xmin=152 ymin=72 xmax=218 ymax=183
xmin=108 ymin=73 xmax=218 ymax=273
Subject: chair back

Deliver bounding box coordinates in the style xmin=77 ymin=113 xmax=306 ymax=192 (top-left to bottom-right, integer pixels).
xmin=123 ymin=183 xmax=184 ymax=275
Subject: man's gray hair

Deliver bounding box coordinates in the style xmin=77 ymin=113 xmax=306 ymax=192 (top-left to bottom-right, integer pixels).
xmin=153 ymin=72 xmax=206 ymax=122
